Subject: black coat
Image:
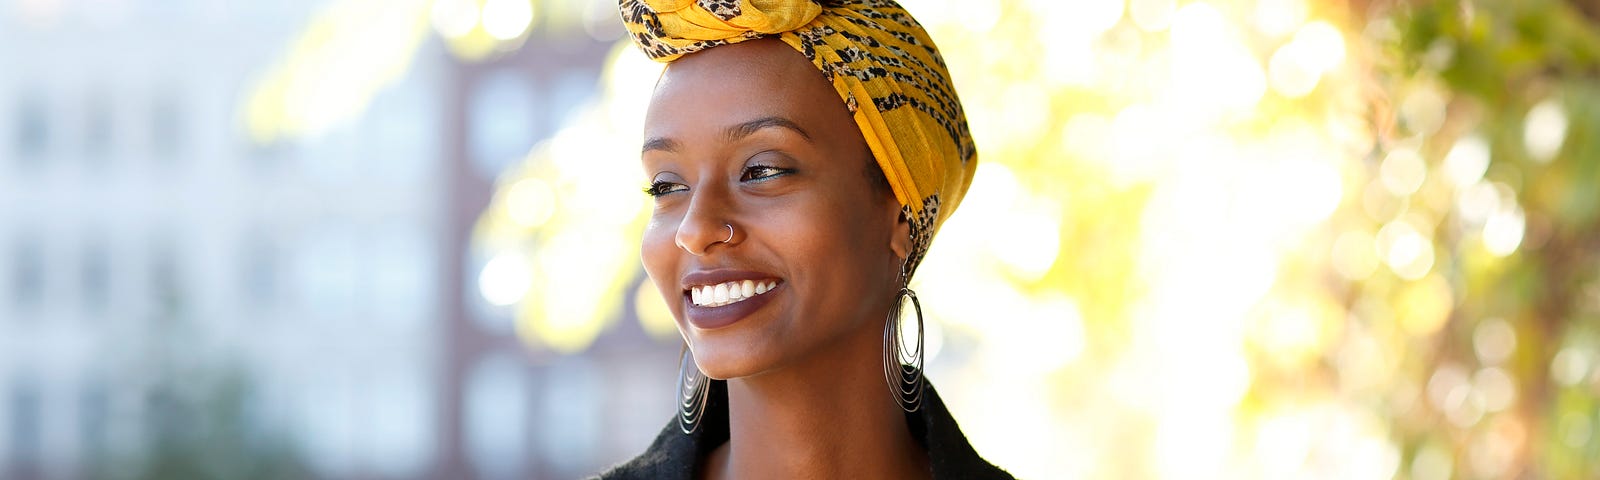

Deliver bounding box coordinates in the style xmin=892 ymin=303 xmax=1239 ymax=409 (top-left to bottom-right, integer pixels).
xmin=594 ymin=380 xmax=1013 ymax=479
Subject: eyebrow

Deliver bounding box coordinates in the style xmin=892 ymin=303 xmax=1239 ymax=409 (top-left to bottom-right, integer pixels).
xmin=642 ymin=137 xmax=680 ymax=154
xmin=641 ymin=116 xmax=813 ymax=154
xmin=725 ymin=116 xmax=812 ymax=143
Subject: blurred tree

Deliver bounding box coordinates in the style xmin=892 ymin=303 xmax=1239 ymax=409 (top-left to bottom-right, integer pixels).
xmin=1359 ymin=0 xmax=1600 ymax=477
xmin=94 ymin=370 xmax=312 ymax=480
xmin=85 ymin=280 xmax=311 ymax=480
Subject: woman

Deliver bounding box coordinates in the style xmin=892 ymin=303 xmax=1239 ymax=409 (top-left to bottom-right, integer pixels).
xmin=600 ymin=0 xmax=1010 ymax=478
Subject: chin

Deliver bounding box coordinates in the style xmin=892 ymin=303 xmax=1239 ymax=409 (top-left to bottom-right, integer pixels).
xmin=686 ymin=331 xmax=779 ymax=380
xmin=694 ymin=361 xmax=760 ymax=381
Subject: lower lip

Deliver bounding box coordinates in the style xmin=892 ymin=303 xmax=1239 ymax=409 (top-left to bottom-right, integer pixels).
xmin=684 ymin=283 xmax=783 ymax=330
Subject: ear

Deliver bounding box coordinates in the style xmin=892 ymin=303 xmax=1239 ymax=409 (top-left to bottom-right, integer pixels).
xmin=889 ymin=206 xmax=912 ymax=262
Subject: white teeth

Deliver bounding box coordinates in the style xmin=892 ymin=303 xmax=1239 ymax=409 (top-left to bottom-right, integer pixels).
xmin=690 ymin=280 xmax=780 ymax=307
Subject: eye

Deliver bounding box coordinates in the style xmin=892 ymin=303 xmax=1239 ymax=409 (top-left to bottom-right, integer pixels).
xmin=741 ymin=164 xmax=791 ymax=183
xmin=644 ymin=180 xmax=687 ymax=197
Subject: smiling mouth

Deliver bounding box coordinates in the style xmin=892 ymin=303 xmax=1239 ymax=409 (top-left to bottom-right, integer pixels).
xmin=688 ymin=279 xmax=781 ymax=308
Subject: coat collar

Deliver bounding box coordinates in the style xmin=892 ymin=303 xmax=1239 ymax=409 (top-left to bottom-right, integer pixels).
xmin=597 ymin=379 xmax=1013 ymax=479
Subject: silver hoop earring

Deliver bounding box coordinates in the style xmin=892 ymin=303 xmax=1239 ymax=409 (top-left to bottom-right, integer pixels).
xmin=677 ymin=345 xmax=710 ymax=434
xmin=883 ymin=286 xmax=925 ymax=412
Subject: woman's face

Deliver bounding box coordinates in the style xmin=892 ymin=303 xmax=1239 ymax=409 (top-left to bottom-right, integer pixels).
xmin=640 ymin=39 xmax=908 ymax=380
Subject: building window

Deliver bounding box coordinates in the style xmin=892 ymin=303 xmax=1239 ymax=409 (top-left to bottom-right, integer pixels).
xmin=370 ymin=226 xmax=431 ymax=327
xmin=362 ymin=373 xmax=433 ymax=478
xmin=151 ymin=92 xmax=182 ymax=162
xmin=79 ymin=381 xmax=108 ymax=459
xmin=466 ymin=353 xmax=530 ymax=480
xmin=8 ymin=379 xmax=42 ymax=467
xmin=10 ymin=238 xmax=44 ymax=312
xmin=549 ymin=70 xmax=597 ymax=128
xmin=150 ymin=237 xmax=183 ymax=320
xmin=298 ymin=225 xmax=358 ymax=318
xmin=538 ymin=357 xmax=600 ymax=477
xmin=468 ymin=69 xmax=540 ymax=179
xmin=84 ymin=92 xmax=112 ymax=162
xmin=13 ymin=96 xmax=48 ymax=164
xmin=82 ymin=239 xmax=110 ymax=314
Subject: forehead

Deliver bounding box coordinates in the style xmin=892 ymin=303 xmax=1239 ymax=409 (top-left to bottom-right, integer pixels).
xmin=644 ymin=39 xmax=848 ymax=140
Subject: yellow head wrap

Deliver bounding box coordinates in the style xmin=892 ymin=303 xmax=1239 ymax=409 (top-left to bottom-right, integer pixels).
xmin=620 ymin=0 xmax=976 ymax=278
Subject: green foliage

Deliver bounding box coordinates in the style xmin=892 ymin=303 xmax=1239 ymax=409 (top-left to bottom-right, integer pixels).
xmin=1377 ymin=0 xmax=1600 ymax=477
xmin=86 ymin=368 xmax=312 ymax=480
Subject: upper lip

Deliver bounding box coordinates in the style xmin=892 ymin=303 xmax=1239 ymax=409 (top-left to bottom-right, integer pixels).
xmin=681 ymin=269 xmax=782 ymax=291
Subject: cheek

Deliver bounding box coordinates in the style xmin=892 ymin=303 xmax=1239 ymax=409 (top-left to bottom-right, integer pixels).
xmin=640 ymin=218 xmax=681 ymax=306
xmin=772 ymin=194 xmax=889 ymax=292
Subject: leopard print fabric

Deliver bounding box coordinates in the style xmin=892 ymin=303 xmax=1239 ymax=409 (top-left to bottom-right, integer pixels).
xmin=619 ymin=0 xmax=975 ymax=279
xmin=900 ymin=195 xmax=940 ymax=282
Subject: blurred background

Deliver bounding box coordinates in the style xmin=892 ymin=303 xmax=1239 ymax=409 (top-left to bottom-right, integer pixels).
xmin=2 ymin=0 xmax=1598 ymax=478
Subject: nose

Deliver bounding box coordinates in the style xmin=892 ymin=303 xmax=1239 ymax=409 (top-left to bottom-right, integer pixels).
xmin=674 ymin=192 xmax=738 ymax=256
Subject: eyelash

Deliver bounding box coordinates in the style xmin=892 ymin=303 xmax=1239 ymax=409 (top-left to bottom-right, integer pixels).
xmin=643 ymin=181 xmax=684 ymax=197
xmin=741 ymin=164 xmax=790 ymax=182
xmin=643 ymin=164 xmax=792 ymax=198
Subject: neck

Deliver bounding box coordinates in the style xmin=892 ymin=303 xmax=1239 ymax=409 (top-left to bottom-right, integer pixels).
xmin=709 ymin=325 xmax=929 ymax=479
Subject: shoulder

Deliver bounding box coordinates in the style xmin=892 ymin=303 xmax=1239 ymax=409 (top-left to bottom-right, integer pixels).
xmin=592 ymin=418 xmax=701 ymax=480
xmin=595 ymin=381 xmax=730 ymax=480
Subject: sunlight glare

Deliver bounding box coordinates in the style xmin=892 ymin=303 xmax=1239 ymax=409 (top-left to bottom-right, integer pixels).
xmin=430 ymin=0 xmax=478 ymax=39
xmin=506 ymin=178 xmax=556 ymax=228
xmin=479 ymin=251 xmax=530 ymax=306
xmin=1524 ymin=97 xmax=1569 ymax=163
xmin=482 ymin=0 xmax=533 ymax=41
xmin=1482 ymin=205 xmax=1525 ymax=257
xmin=1442 ymin=135 xmax=1490 ymax=187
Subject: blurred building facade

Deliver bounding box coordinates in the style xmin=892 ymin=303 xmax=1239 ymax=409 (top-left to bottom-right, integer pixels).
xmin=0 ymin=1 xmax=668 ymax=479
xmin=1 ymin=2 xmax=446 ymax=478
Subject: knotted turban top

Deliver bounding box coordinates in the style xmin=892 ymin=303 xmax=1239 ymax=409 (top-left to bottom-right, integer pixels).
xmin=620 ymin=0 xmax=976 ymax=279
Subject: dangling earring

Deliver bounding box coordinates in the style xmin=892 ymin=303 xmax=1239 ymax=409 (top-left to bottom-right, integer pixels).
xmin=883 ymin=264 xmax=925 ymax=412
xmin=677 ymin=345 xmax=710 ymax=434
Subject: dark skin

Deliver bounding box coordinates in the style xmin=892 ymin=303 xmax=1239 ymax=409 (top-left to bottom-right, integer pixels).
xmin=639 ymin=39 xmax=932 ymax=479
